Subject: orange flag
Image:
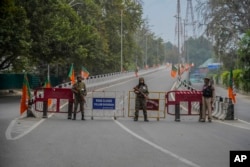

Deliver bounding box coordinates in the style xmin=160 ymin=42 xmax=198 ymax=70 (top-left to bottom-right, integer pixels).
xmin=171 ymin=64 xmax=177 ymax=78
xmin=20 ymin=74 xmax=31 ymax=115
xmin=68 ymin=64 xmax=75 ymax=84
xmin=81 ymin=66 xmax=89 ymax=79
xmin=44 ymin=75 xmax=52 ymax=106
xmin=228 ymin=69 xmax=236 ymax=103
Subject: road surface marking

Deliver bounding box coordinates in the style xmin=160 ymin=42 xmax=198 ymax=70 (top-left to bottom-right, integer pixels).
xmin=5 ymin=113 xmax=53 ymax=140
xmin=114 ymin=119 xmax=201 ymax=167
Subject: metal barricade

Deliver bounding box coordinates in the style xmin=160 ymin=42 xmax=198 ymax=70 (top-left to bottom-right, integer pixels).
xmin=34 ymin=88 xmax=74 ymax=118
xmin=84 ymin=91 xmax=125 ymax=120
xmin=128 ymin=91 xmax=166 ymax=121
xmin=166 ymin=90 xmax=203 ymax=121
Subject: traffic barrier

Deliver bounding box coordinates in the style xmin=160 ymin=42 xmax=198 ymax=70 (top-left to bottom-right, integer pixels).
xmin=212 ymin=96 xmax=223 ymax=117
xmin=86 ymin=90 xmax=126 ymax=120
xmin=218 ymin=98 xmax=230 ymax=120
xmin=33 ymin=88 xmax=74 ymax=116
xmin=225 ymin=98 xmax=234 ymax=120
xmin=212 ymin=97 xmax=234 ymax=120
xmin=128 ymin=91 xmax=166 ymax=121
xmin=175 ymin=78 xmax=201 ymax=113
xmin=166 ymin=90 xmax=203 ymax=121
xmin=213 ymin=97 xmax=224 ymax=119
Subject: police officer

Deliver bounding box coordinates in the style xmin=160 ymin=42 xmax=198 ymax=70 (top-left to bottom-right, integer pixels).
xmin=71 ymin=75 xmax=87 ymax=120
xmin=200 ymin=77 xmax=215 ymax=122
xmin=133 ymin=77 xmax=149 ymax=122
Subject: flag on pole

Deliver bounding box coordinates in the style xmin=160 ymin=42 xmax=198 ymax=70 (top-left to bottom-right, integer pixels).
xmin=171 ymin=64 xmax=177 ymax=78
xmin=228 ymin=69 xmax=236 ymax=103
xmin=44 ymin=65 xmax=52 ymax=106
xmin=68 ymin=64 xmax=75 ymax=84
xmin=20 ymin=73 xmax=31 ymax=115
xmin=81 ymin=66 xmax=89 ymax=79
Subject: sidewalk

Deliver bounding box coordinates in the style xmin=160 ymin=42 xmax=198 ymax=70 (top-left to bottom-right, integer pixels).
xmin=0 ymin=89 xmax=22 ymax=96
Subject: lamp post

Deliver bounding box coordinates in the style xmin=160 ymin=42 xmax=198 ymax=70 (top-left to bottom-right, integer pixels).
xmin=120 ymin=10 xmax=123 ymax=72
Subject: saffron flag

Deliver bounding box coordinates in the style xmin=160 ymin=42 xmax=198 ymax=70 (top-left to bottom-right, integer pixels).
xmin=68 ymin=64 xmax=75 ymax=84
xmin=228 ymin=69 xmax=236 ymax=103
xmin=171 ymin=64 xmax=177 ymax=78
xmin=44 ymin=75 xmax=52 ymax=106
xmin=20 ymin=74 xmax=31 ymax=115
xmin=81 ymin=66 xmax=89 ymax=79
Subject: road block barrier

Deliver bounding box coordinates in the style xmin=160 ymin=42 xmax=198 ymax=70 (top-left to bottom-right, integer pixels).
xmin=166 ymin=90 xmax=203 ymax=121
xmin=212 ymin=97 xmax=234 ymax=120
xmin=34 ymin=88 xmax=74 ymax=118
xmin=85 ymin=91 xmax=125 ymax=120
xmin=128 ymin=91 xmax=166 ymax=121
xmin=211 ymin=96 xmax=223 ymax=117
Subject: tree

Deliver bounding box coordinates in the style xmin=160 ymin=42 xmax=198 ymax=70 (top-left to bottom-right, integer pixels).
xmin=238 ymin=29 xmax=250 ymax=87
xmin=196 ymin=0 xmax=250 ymax=69
xmin=0 ymin=0 xmax=30 ymax=71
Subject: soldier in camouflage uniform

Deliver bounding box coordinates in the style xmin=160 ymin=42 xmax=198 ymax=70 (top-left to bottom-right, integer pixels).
xmin=71 ymin=75 xmax=87 ymax=120
xmin=134 ymin=77 xmax=149 ymax=122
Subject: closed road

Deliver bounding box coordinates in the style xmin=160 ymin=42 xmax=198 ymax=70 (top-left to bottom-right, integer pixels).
xmin=1 ymin=68 xmax=250 ymax=167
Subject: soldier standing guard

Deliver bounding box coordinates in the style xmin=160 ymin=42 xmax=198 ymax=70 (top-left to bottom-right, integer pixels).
xmin=133 ymin=77 xmax=149 ymax=122
xmin=70 ymin=75 xmax=87 ymax=120
xmin=200 ymin=77 xmax=215 ymax=122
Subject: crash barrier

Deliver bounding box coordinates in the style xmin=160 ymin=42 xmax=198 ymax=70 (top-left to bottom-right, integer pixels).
xmin=128 ymin=91 xmax=166 ymax=121
xmin=34 ymin=88 xmax=74 ymax=118
xmin=212 ymin=96 xmax=234 ymax=120
xmin=84 ymin=91 xmax=125 ymax=120
xmin=166 ymin=90 xmax=203 ymax=121
xmin=55 ymin=66 xmax=164 ymax=92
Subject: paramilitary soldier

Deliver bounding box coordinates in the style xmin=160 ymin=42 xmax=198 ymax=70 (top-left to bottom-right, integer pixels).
xmin=200 ymin=77 xmax=215 ymax=122
xmin=70 ymin=75 xmax=87 ymax=120
xmin=133 ymin=77 xmax=149 ymax=122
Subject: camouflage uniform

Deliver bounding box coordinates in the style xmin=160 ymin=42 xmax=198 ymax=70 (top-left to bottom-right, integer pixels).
xmin=134 ymin=77 xmax=149 ymax=122
xmin=71 ymin=76 xmax=87 ymax=120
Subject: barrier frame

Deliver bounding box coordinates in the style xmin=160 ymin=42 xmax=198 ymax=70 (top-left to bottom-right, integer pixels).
xmin=128 ymin=91 xmax=166 ymax=121
xmin=166 ymin=90 xmax=203 ymax=116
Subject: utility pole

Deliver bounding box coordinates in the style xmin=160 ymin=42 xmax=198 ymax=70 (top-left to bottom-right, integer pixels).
xmin=177 ymin=0 xmax=181 ymax=64
xmin=185 ymin=0 xmax=196 ymax=38
xmin=121 ymin=10 xmax=123 ymax=72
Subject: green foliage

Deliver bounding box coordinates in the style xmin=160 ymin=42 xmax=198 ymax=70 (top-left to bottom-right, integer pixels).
xmin=0 ymin=0 xmax=169 ymax=77
xmin=221 ymin=71 xmax=229 ymax=87
xmin=186 ymin=36 xmax=214 ymax=67
xmin=196 ymin=0 xmax=250 ymax=70
xmin=238 ymin=29 xmax=250 ymax=69
xmin=0 ymin=0 xmax=31 ymax=71
xmin=233 ymin=69 xmax=242 ymax=89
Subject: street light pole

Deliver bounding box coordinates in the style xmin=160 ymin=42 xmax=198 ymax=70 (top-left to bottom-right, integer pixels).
xmin=145 ymin=35 xmax=148 ymax=68
xmin=177 ymin=0 xmax=180 ymax=65
xmin=121 ymin=10 xmax=123 ymax=72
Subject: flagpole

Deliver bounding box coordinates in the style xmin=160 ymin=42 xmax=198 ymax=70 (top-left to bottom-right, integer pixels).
xmin=47 ymin=64 xmax=50 ymax=81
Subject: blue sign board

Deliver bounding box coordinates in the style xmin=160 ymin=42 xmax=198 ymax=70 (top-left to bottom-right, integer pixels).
xmin=92 ymin=98 xmax=116 ymax=110
xmin=207 ymin=63 xmax=221 ymax=70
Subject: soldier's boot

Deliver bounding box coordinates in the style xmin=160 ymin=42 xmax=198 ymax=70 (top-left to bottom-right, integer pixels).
xmin=143 ymin=111 xmax=149 ymax=122
xmin=134 ymin=110 xmax=139 ymax=121
xmin=68 ymin=112 xmax=72 ymax=119
xmin=72 ymin=113 xmax=76 ymax=120
xmin=81 ymin=112 xmax=85 ymax=120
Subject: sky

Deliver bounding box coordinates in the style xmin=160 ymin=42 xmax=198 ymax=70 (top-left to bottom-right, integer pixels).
xmin=141 ymin=0 xmax=201 ymax=44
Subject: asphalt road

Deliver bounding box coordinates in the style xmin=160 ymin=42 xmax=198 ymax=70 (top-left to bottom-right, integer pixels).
xmin=1 ymin=68 xmax=250 ymax=167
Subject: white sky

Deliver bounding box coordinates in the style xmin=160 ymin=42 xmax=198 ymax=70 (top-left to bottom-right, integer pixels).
xmin=141 ymin=0 xmax=202 ymax=43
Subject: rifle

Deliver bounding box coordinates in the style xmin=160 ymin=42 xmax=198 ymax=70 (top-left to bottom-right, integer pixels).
xmin=73 ymin=87 xmax=86 ymax=103
xmin=79 ymin=89 xmax=86 ymax=104
xmin=133 ymin=87 xmax=149 ymax=99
